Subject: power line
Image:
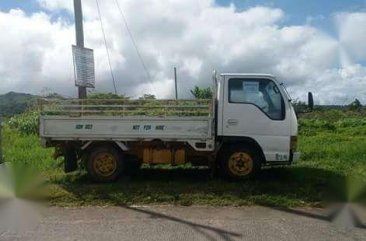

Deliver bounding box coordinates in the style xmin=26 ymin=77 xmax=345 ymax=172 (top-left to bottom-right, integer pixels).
xmin=114 ymin=0 xmax=152 ymax=83
xmin=95 ymin=0 xmax=118 ymax=95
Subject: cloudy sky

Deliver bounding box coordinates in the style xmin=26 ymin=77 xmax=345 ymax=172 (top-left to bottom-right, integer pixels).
xmin=0 ymin=0 xmax=365 ymax=104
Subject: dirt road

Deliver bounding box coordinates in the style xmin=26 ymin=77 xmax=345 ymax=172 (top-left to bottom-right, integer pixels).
xmin=0 ymin=205 xmax=365 ymax=241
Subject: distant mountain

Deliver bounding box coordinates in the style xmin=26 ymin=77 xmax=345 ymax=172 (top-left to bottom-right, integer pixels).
xmin=0 ymin=92 xmax=39 ymax=116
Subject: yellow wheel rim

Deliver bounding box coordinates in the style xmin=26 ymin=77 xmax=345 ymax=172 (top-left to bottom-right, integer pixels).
xmin=93 ymin=153 xmax=117 ymax=177
xmin=228 ymin=152 xmax=253 ymax=177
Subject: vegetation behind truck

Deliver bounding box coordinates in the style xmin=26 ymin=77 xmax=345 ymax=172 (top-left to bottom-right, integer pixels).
xmin=40 ymin=73 xmax=300 ymax=182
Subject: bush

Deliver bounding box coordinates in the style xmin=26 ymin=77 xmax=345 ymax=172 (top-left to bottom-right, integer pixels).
xmin=7 ymin=111 xmax=39 ymax=135
xmin=335 ymin=118 xmax=366 ymax=128
xmin=190 ymin=86 xmax=213 ymax=99
xmin=299 ymin=119 xmax=336 ymax=130
xmin=348 ymin=99 xmax=362 ymax=111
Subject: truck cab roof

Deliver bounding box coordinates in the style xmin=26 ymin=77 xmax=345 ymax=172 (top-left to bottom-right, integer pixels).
xmin=220 ymin=73 xmax=276 ymax=79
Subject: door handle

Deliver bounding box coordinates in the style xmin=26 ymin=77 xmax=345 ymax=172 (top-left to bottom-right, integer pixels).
xmin=227 ymin=119 xmax=239 ymax=126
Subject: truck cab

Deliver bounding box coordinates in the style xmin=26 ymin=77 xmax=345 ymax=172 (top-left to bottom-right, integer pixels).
xmin=217 ymin=73 xmax=299 ymax=164
xmin=210 ymin=73 xmax=299 ymax=179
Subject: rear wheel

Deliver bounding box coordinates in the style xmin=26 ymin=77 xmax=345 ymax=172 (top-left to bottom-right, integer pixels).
xmin=86 ymin=146 xmax=123 ymax=183
xmin=220 ymin=146 xmax=260 ymax=179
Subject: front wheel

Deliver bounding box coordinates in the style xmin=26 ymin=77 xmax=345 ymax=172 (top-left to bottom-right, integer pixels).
xmin=86 ymin=146 xmax=123 ymax=183
xmin=220 ymin=147 xmax=260 ymax=180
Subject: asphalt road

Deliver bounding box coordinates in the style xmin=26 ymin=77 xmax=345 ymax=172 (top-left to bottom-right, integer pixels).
xmin=0 ymin=205 xmax=365 ymax=241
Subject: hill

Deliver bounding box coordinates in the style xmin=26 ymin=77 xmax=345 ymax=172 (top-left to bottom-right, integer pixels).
xmin=0 ymin=92 xmax=38 ymax=117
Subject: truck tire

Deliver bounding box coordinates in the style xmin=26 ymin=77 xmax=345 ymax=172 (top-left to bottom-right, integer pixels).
xmin=220 ymin=146 xmax=260 ymax=180
xmin=86 ymin=146 xmax=123 ymax=183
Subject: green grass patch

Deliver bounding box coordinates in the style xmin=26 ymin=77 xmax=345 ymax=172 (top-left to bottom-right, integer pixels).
xmin=2 ymin=110 xmax=366 ymax=207
xmin=45 ymin=167 xmax=329 ymax=208
xmin=3 ymin=126 xmax=55 ymax=171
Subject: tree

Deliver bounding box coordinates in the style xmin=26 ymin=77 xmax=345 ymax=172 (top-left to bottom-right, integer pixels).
xmin=349 ymin=98 xmax=362 ymax=111
xmin=291 ymin=99 xmax=307 ymax=113
xmin=190 ymin=86 xmax=213 ymax=99
xmin=139 ymin=94 xmax=156 ymax=100
xmin=44 ymin=92 xmax=66 ymax=99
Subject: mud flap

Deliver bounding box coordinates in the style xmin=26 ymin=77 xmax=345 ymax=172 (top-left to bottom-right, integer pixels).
xmin=63 ymin=144 xmax=78 ymax=173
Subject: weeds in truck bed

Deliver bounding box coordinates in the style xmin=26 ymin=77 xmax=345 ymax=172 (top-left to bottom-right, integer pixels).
xmin=2 ymin=110 xmax=366 ymax=207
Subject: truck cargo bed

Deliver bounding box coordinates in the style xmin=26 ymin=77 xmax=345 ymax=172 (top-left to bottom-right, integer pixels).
xmin=39 ymin=99 xmax=215 ymax=150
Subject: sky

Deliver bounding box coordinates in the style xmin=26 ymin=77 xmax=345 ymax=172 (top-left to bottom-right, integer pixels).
xmin=0 ymin=0 xmax=365 ymax=104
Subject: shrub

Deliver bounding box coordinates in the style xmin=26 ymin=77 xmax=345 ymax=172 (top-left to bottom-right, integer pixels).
xmin=7 ymin=111 xmax=39 ymax=135
xmin=190 ymin=86 xmax=213 ymax=99
xmin=336 ymin=118 xmax=366 ymax=128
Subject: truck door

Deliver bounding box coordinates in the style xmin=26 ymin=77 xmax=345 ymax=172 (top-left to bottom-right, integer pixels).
xmin=222 ymin=76 xmax=291 ymax=162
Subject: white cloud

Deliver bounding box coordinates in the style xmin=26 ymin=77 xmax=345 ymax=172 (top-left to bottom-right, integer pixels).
xmin=336 ymin=12 xmax=366 ymax=62
xmin=0 ymin=1 xmax=365 ymax=104
xmin=37 ymin=0 xmax=73 ymax=12
xmin=289 ymin=64 xmax=366 ymax=105
xmin=0 ymin=9 xmax=75 ymax=95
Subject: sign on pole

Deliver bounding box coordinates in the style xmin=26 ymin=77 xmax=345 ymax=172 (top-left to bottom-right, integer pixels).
xmin=72 ymin=45 xmax=95 ymax=88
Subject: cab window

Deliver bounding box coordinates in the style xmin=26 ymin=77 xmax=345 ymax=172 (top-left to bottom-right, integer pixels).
xmin=228 ymin=78 xmax=285 ymax=120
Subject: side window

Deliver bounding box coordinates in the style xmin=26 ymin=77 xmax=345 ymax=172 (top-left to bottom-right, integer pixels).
xmin=228 ymin=78 xmax=285 ymax=120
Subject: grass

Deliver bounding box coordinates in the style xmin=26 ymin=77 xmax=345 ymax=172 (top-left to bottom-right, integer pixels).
xmin=45 ymin=167 xmax=334 ymax=207
xmin=2 ymin=109 xmax=366 ymax=207
xmin=2 ymin=127 xmax=54 ymax=170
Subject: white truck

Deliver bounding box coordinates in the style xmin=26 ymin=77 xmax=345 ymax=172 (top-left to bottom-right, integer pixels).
xmin=40 ymin=73 xmax=301 ymax=182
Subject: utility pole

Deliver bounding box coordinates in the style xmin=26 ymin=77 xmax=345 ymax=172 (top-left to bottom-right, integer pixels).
xmin=74 ymin=0 xmax=87 ymax=99
xmin=0 ymin=116 xmax=3 ymax=164
xmin=174 ymin=67 xmax=178 ymax=100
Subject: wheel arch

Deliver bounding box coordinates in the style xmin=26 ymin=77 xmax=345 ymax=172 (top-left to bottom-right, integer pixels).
xmin=218 ymin=136 xmax=266 ymax=164
xmin=82 ymin=141 xmax=126 ymax=153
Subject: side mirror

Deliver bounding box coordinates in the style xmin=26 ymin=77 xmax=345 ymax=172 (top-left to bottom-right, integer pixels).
xmin=308 ymin=92 xmax=314 ymax=111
